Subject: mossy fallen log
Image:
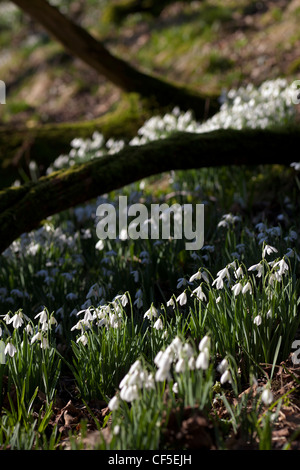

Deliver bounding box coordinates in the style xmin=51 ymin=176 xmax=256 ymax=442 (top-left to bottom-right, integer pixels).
xmin=0 ymin=94 xmax=150 ymax=188
xmin=0 ymin=127 xmax=299 ymax=254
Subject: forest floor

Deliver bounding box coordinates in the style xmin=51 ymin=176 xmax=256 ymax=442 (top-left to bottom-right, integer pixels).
xmin=1 ymin=0 xmax=300 ymax=126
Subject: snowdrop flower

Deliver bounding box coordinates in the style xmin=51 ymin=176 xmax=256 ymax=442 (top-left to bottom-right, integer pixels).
xmin=8 ymin=312 xmax=24 ymax=329
xmin=291 ymin=162 xmax=300 ymax=171
xmin=155 ymin=367 xmax=171 ymax=382
xmin=35 ymin=309 xmax=48 ymax=323
xmin=172 ymin=382 xmax=179 ymax=393
xmin=242 ymin=281 xmax=252 ymax=295
xmin=154 ymin=349 xmax=173 ymax=374
xmin=234 ymin=266 xmax=244 ymax=279
xmin=217 ymin=358 xmax=229 ymax=374
xmin=216 ymin=296 xmax=221 ymax=304
xmin=212 ymin=276 xmax=224 ymax=290
xmin=144 ymin=304 xmax=158 ymax=320
xmin=188 ymin=356 xmax=195 ymax=370
xmin=196 ymin=349 xmax=209 ymax=370
xmin=248 ymin=263 xmax=264 ymax=278
xmin=120 ymin=384 xmax=139 ymax=402
xmin=175 ymin=358 xmax=186 ymax=373
xmin=254 ymin=315 xmax=262 ymax=326
xmin=120 ymin=293 xmax=128 ymax=307
xmin=276 ymin=258 xmax=289 ymax=276
xmin=262 ymin=245 xmax=278 ymax=258
xmin=113 ymin=425 xmax=120 ymax=435
xmin=153 ymin=318 xmax=163 ymax=330
xmin=95 ymin=239 xmax=104 ymax=251
xmin=189 ymin=271 xmax=202 ymax=283
xmin=40 ymin=337 xmax=49 ymax=349
xmin=261 ymin=387 xmax=274 ymax=405
xmin=31 ymin=332 xmax=43 ymax=344
xmin=4 ymin=342 xmax=17 ymax=357
xmin=220 ymin=369 xmax=232 ymax=385
xmin=76 ymin=334 xmax=88 ymax=346
xmin=231 ymin=282 xmax=242 ymax=296
xmin=192 ymin=285 xmax=207 ymax=301
xmin=49 ymin=315 xmax=58 ymax=327
xmin=199 ymin=335 xmax=210 ymax=352
xmin=176 ymin=278 xmax=187 ymax=289
xmin=217 ymin=267 xmax=230 ymax=280
xmin=167 ymin=297 xmax=175 ymax=308
xmin=176 ymin=291 xmax=187 ymax=306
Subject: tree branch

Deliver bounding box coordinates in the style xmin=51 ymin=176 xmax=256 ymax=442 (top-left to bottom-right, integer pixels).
xmin=10 ymin=0 xmax=219 ymax=120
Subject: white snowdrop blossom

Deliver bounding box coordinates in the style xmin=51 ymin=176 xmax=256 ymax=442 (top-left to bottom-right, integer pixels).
xmin=35 ymin=309 xmax=48 ymax=323
xmin=234 ymin=266 xmax=244 ymax=279
xmin=175 ymin=357 xmax=186 ymax=373
xmin=8 ymin=312 xmax=24 ymax=329
xmin=144 ymin=305 xmax=158 ymax=320
xmin=262 ymin=244 xmax=278 ymax=258
xmin=108 ymin=396 xmax=120 ymax=411
xmin=167 ymin=297 xmax=175 ymax=308
xmin=4 ymin=342 xmax=17 ymax=357
xmin=248 ymin=263 xmax=264 ymax=278
xmin=220 ymin=369 xmax=232 ymax=385
xmin=95 ymin=239 xmax=104 ymax=251
xmin=231 ymin=282 xmax=243 ymax=296
xmin=76 ymin=334 xmax=88 ymax=346
xmin=153 ymin=318 xmax=163 ymax=330
xmin=195 ymin=349 xmax=209 ymax=370
xmin=199 ymin=335 xmax=210 ymax=352
xmin=176 ymin=291 xmax=187 ymax=306
xmin=253 ymin=315 xmax=262 ymax=326
xmin=242 ymin=281 xmax=252 ymax=295
xmin=217 ymin=358 xmax=229 ymax=375
xmin=191 ymin=285 xmax=207 ymax=301
xmin=216 ymin=267 xmax=230 ymax=280
xmin=212 ymin=276 xmax=224 ymax=290
xmin=189 ymin=271 xmax=202 ymax=283
xmin=261 ymin=387 xmax=274 ymax=406
xmin=291 ymin=162 xmax=300 ymax=171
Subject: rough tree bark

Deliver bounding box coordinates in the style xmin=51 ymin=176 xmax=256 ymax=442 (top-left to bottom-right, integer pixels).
xmin=0 ymin=127 xmax=299 ymax=254
xmin=10 ymin=0 xmax=219 ymax=120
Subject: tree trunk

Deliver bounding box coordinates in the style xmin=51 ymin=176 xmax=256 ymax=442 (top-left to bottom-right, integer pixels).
xmin=11 ymin=0 xmax=219 ymax=120
xmin=0 ymin=127 xmax=299 ymax=254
